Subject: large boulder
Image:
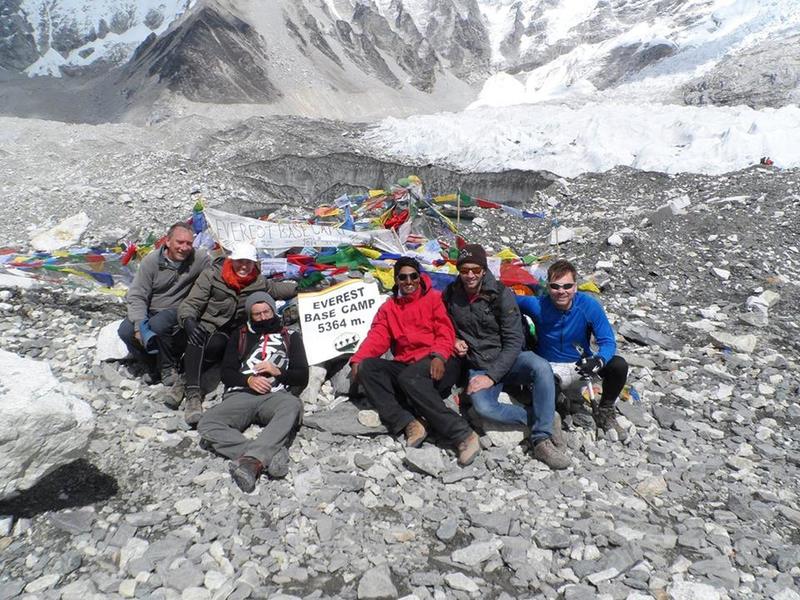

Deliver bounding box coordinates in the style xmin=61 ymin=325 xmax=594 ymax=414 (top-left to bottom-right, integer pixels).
xmin=0 ymin=350 xmax=94 ymax=500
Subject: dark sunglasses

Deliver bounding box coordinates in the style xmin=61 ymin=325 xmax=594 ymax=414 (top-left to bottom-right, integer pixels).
xmin=549 ymin=282 xmax=575 ymax=290
xmin=397 ymin=272 xmax=420 ymax=282
xmin=459 ymin=266 xmax=484 ymax=275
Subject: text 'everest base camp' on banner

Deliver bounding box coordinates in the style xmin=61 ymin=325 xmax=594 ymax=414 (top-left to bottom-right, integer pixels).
xmin=203 ymin=207 xmax=405 ymax=254
xmin=298 ymin=279 xmax=386 ymax=365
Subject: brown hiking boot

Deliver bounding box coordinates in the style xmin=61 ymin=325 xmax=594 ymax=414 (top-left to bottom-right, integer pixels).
xmin=184 ymin=387 xmax=204 ymax=428
xmin=532 ymin=438 xmax=570 ymax=470
xmin=164 ymin=378 xmax=185 ymax=410
xmin=229 ymin=456 xmax=263 ymax=493
xmin=456 ymin=432 xmax=481 ymax=467
xmin=404 ymin=419 xmax=428 ymax=448
xmin=594 ymin=403 xmax=628 ymax=442
xmin=551 ymin=412 xmax=566 ymax=449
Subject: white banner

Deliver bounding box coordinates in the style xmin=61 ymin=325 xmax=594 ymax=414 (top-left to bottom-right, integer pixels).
xmin=204 ymin=208 xmax=404 ymax=254
xmin=298 ymin=279 xmax=386 ymax=365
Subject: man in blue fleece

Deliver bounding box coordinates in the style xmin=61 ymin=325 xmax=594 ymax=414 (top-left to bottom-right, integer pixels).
xmin=517 ymin=259 xmax=629 ymax=441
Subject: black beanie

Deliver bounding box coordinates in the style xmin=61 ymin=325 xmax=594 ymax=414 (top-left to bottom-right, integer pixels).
xmin=457 ymin=244 xmax=488 ymax=269
xmin=393 ymin=256 xmax=422 ymax=277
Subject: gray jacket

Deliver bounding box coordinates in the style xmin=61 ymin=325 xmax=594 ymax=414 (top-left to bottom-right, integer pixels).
xmin=126 ymin=246 xmax=210 ymax=329
xmin=444 ymin=270 xmax=524 ymax=383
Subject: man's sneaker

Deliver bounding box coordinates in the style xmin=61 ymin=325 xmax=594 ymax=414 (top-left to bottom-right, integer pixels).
xmin=456 ymin=432 xmax=481 ymax=467
xmin=594 ymin=404 xmax=628 ymax=442
xmin=184 ymin=388 xmax=204 ymax=428
xmin=161 ymin=367 xmax=179 ymax=387
xmin=164 ymin=378 xmax=185 ymax=410
xmin=404 ymin=419 xmax=428 ymax=448
xmin=532 ymin=438 xmax=570 ymax=470
xmin=267 ymin=447 xmax=290 ymax=479
xmin=228 ymin=456 xmax=263 ymax=493
xmin=551 ymin=412 xmax=567 ymax=449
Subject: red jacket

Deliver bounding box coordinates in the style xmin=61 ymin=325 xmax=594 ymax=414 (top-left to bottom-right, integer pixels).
xmin=351 ymin=274 xmax=455 ymax=364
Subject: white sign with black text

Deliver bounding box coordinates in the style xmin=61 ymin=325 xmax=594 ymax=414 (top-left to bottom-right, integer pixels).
xmin=297 ymin=279 xmax=386 ymax=365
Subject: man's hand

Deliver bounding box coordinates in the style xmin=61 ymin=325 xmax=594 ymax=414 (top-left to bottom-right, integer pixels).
xmin=467 ymin=374 xmax=494 ymax=394
xmin=454 ymin=339 xmax=468 ymax=357
xmin=134 ymin=330 xmax=143 ymax=346
xmin=576 ymin=356 xmax=604 ymax=378
xmin=184 ymin=318 xmax=206 ymax=347
xmin=248 ymin=375 xmax=273 ymax=394
xmin=350 ymin=362 xmax=360 ymax=382
xmin=430 ymin=356 xmax=445 ymax=381
xmin=255 ymin=361 xmax=281 ymax=377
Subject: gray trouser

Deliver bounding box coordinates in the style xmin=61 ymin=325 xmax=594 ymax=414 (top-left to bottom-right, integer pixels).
xmin=198 ymin=390 xmax=302 ymax=465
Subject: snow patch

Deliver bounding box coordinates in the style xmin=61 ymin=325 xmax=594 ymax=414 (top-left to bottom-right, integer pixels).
xmin=365 ymin=102 xmax=800 ymax=177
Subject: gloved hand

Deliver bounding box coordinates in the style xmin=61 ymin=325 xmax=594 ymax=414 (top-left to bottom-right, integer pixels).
xmin=576 ymin=356 xmax=604 ymax=378
xmin=184 ymin=318 xmax=206 ymax=347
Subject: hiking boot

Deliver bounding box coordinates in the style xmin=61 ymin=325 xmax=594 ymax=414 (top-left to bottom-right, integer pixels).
xmin=184 ymin=388 xmax=204 ymax=428
xmin=456 ymin=432 xmax=481 ymax=467
xmin=267 ymin=447 xmax=290 ymax=479
xmin=228 ymin=456 xmax=263 ymax=493
xmin=143 ymin=369 xmax=160 ymax=386
xmin=164 ymin=378 xmax=185 ymax=410
xmin=532 ymin=438 xmax=570 ymax=470
xmin=160 ymin=367 xmax=179 ymax=387
xmin=594 ymin=403 xmax=628 ymax=442
xmin=404 ymin=419 xmax=428 ymax=448
xmin=551 ymin=412 xmax=566 ymax=449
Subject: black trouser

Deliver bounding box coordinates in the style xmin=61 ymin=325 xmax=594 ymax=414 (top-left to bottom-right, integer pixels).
xmin=183 ymin=329 xmax=231 ymax=390
xmin=358 ymin=356 xmax=472 ymax=445
xmin=598 ymin=355 xmax=628 ymax=406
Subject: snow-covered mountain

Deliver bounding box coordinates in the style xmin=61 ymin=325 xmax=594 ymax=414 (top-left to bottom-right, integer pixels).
xmin=1 ymin=0 xmax=798 ymax=117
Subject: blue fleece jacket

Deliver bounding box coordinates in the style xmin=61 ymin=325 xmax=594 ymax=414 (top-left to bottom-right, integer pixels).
xmin=516 ymin=292 xmax=616 ymax=363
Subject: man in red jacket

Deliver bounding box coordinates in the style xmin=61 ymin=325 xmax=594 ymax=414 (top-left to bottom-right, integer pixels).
xmin=350 ymin=257 xmax=480 ymax=466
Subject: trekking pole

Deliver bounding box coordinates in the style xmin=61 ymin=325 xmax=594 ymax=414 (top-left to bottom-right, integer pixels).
xmin=574 ymin=343 xmax=596 ymax=410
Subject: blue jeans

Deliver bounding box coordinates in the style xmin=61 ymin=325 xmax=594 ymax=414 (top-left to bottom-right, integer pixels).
xmin=467 ymin=351 xmax=555 ymax=443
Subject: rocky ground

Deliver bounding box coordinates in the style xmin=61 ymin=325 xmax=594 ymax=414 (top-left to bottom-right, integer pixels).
xmin=1 ymin=115 xmax=800 ymax=599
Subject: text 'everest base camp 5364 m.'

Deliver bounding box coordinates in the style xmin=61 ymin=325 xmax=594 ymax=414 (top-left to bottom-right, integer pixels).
xmin=1 ymin=1 xmax=799 ymax=599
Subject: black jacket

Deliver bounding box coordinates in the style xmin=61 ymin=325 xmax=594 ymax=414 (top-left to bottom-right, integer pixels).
xmin=444 ymin=270 xmax=524 ymax=383
xmin=221 ymin=326 xmax=309 ymax=393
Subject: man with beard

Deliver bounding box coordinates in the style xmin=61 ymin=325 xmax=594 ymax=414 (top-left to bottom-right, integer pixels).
xmin=444 ymin=244 xmax=570 ymax=470
xmin=197 ymin=292 xmax=308 ymax=493
xmin=119 ymin=222 xmax=209 ymax=385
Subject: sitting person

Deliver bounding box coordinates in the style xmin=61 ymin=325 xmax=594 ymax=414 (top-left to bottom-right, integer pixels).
xmin=198 ymin=292 xmax=308 ymax=493
xmin=443 ymin=244 xmax=569 ymax=470
xmin=350 ymin=257 xmax=480 ymax=467
xmin=516 ymin=259 xmax=629 ymax=441
xmin=177 ymin=241 xmax=296 ymax=426
xmin=118 ymin=222 xmax=209 ymax=384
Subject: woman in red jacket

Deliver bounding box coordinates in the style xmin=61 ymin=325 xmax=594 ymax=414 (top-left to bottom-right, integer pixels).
xmin=350 ymin=257 xmax=480 ymax=466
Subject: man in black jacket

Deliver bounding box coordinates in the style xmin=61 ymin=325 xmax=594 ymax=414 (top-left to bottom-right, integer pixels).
xmin=444 ymin=245 xmax=569 ymax=470
xmin=197 ymin=292 xmax=308 ymax=493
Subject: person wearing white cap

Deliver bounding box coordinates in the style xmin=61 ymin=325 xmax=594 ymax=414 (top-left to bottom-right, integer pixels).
xmin=176 ymin=241 xmax=297 ymax=426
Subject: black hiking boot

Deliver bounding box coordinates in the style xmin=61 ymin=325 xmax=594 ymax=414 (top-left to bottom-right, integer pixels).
xmin=594 ymin=403 xmax=628 ymax=442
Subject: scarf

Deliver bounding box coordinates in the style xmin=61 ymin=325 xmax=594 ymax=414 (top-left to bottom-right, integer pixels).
xmin=221 ymin=258 xmax=259 ymax=292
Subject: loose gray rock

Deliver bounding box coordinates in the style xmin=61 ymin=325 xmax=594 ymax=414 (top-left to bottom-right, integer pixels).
xmin=357 ymin=564 xmax=397 ymax=599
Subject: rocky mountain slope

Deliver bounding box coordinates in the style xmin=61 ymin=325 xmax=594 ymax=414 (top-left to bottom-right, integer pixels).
xmin=2 ymin=0 xmax=798 ymax=122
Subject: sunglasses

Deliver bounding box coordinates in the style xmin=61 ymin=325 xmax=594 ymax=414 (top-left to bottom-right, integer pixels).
xmin=397 ymin=272 xmax=420 ymax=282
xmin=459 ymin=266 xmax=484 ymax=275
xmin=549 ymin=282 xmax=575 ymax=290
